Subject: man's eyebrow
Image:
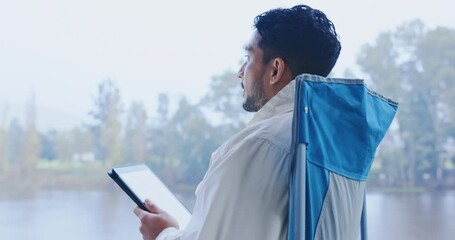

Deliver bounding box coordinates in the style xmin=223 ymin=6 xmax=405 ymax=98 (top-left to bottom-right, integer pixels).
xmin=243 ymin=45 xmax=253 ymax=52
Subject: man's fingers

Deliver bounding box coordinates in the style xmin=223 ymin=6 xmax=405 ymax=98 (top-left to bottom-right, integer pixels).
xmin=132 ymin=200 xmax=179 ymax=239
xmin=133 ymin=199 xmax=162 ymax=221
xmin=133 ymin=206 xmax=147 ymax=220
xmin=144 ymin=199 xmax=161 ymax=213
xmin=133 ymin=199 xmax=160 ymax=220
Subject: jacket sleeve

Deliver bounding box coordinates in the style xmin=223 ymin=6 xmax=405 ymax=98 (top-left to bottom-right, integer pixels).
xmin=181 ymin=136 xmax=290 ymax=240
xmin=156 ymin=227 xmax=181 ymax=240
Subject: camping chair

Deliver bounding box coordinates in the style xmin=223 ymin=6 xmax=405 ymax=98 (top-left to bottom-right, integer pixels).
xmin=287 ymin=74 xmax=398 ymax=240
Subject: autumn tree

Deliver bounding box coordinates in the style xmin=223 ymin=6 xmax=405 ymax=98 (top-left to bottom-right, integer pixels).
xmin=22 ymin=90 xmax=40 ymax=170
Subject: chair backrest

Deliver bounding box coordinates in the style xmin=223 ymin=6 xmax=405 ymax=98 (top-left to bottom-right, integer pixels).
xmin=288 ymin=74 xmax=398 ymax=240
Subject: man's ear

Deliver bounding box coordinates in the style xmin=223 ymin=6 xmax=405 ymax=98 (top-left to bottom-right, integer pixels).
xmin=269 ymin=58 xmax=287 ymax=85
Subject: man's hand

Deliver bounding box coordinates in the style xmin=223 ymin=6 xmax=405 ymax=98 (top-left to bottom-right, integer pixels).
xmin=134 ymin=199 xmax=179 ymax=240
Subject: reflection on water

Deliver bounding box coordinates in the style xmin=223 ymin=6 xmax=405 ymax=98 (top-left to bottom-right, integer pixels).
xmin=367 ymin=191 xmax=455 ymax=240
xmin=0 ymin=189 xmax=142 ymax=240
xmin=0 ymin=189 xmax=454 ymax=240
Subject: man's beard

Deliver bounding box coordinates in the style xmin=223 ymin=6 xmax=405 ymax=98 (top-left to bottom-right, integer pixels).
xmin=242 ymin=79 xmax=268 ymax=112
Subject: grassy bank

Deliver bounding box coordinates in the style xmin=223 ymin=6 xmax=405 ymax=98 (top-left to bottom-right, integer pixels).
xmin=367 ymin=187 xmax=425 ymax=193
xmin=0 ymin=160 xmax=110 ymax=191
xmin=0 ymin=160 xmax=197 ymax=198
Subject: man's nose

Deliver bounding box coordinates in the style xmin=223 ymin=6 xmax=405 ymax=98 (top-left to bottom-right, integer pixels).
xmin=237 ymin=65 xmax=244 ymax=79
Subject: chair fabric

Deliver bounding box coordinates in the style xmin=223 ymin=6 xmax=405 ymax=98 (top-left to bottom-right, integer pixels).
xmin=288 ymin=74 xmax=398 ymax=240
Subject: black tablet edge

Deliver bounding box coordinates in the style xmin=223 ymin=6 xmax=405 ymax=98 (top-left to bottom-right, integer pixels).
xmin=107 ymin=169 xmax=149 ymax=212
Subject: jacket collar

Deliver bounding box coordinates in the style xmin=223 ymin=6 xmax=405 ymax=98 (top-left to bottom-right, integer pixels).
xmin=248 ymin=80 xmax=295 ymax=126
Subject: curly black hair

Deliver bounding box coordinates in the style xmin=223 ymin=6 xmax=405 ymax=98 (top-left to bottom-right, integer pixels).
xmin=254 ymin=5 xmax=341 ymax=77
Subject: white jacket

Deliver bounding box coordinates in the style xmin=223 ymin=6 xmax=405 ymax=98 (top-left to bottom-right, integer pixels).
xmin=158 ymin=81 xmax=295 ymax=240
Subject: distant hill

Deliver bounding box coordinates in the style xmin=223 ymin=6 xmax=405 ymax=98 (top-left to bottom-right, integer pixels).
xmin=1 ymin=103 xmax=85 ymax=132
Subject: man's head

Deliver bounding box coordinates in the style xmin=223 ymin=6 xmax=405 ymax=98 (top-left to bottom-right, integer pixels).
xmin=238 ymin=4 xmax=341 ymax=112
xmin=254 ymin=5 xmax=341 ymax=78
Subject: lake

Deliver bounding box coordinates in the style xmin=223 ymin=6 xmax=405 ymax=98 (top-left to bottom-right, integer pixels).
xmin=0 ymin=189 xmax=454 ymax=239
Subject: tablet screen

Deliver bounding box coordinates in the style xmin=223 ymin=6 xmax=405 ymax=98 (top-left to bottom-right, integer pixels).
xmin=114 ymin=164 xmax=191 ymax=228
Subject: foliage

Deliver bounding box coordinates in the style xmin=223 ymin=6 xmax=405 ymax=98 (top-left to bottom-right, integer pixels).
xmin=89 ymin=79 xmax=123 ymax=166
xmin=2 ymin=21 xmax=454 ymax=192
xmin=358 ymin=20 xmax=455 ymax=188
xmin=0 ymin=105 xmax=8 ymax=170
xmin=6 ymin=118 xmax=24 ymax=167
xmin=200 ymin=70 xmax=251 ymax=130
xmin=0 ymin=68 xmax=250 ymax=191
xmin=23 ymin=91 xmax=41 ymax=170
xmin=147 ymin=70 xmax=250 ymax=189
xmin=123 ymin=102 xmax=148 ymax=164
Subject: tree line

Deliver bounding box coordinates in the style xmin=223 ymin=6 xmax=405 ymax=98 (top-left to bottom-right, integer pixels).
xmin=0 ymin=71 xmax=251 ymax=190
xmin=358 ymin=20 xmax=455 ymax=189
xmin=0 ymin=20 xmax=454 ymax=191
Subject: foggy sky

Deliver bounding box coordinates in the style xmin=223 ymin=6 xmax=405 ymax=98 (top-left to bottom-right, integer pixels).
xmin=0 ymin=0 xmax=453 ymax=130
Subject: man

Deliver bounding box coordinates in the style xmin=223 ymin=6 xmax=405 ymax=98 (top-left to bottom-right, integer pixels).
xmin=134 ymin=4 xmax=341 ymax=240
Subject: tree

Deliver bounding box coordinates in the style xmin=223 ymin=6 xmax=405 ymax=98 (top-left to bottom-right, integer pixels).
xmin=145 ymin=70 xmax=256 ymax=193
xmin=40 ymin=130 xmax=57 ymax=161
xmin=148 ymin=93 xmax=170 ymax=171
xmin=168 ymin=98 xmax=218 ymax=185
xmin=54 ymin=130 xmax=74 ymax=161
xmin=7 ymin=118 xmax=24 ymax=167
xmin=54 ymin=127 xmax=94 ymax=161
xmin=147 ymin=95 xmax=214 ymax=189
xmin=20 ymin=90 xmax=41 ymax=170
xmin=357 ymin=20 xmax=455 ymax=188
xmin=200 ymin=70 xmax=252 ymax=140
xmin=124 ymin=102 xmax=148 ymax=164
xmin=89 ymin=79 xmax=123 ymax=165
xmin=70 ymin=127 xmax=95 ymax=161
xmin=0 ymin=104 xmax=9 ymax=171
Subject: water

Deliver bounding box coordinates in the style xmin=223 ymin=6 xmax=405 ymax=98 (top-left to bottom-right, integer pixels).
xmin=0 ymin=190 xmax=142 ymax=240
xmin=367 ymin=191 xmax=455 ymax=240
xmin=1 ymin=189 xmax=454 ymax=240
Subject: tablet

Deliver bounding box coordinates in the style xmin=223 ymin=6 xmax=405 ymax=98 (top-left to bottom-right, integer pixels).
xmin=108 ymin=164 xmax=191 ymax=228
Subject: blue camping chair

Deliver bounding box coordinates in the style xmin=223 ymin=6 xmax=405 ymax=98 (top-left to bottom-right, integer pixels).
xmin=288 ymin=74 xmax=398 ymax=240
